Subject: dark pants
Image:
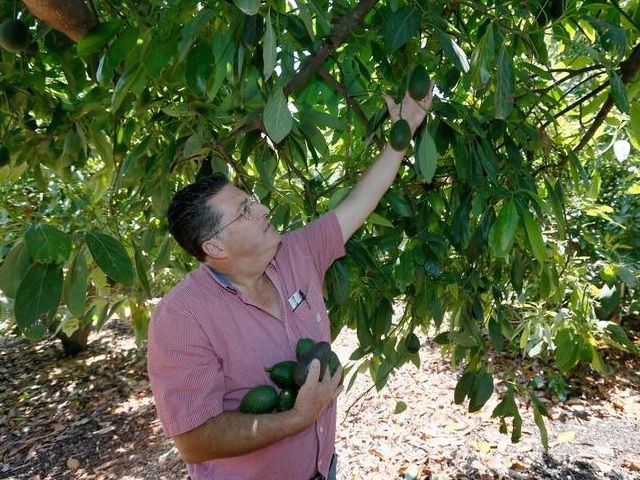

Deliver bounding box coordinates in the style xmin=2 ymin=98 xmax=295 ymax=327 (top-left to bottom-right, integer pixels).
xmin=310 ymin=454 xmax=337 ymax=480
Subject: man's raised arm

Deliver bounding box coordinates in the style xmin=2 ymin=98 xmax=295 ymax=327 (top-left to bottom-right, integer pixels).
xmin=334 ymin=86 xmax=435 ymax=243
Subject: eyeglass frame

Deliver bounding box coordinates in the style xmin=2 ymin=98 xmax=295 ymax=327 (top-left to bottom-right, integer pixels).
xmin=207 ymin=193 xmax=261 ymax=239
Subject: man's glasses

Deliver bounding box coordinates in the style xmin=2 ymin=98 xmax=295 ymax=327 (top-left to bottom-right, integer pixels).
xmin=208 ymin=193 xmax=261 ymax=239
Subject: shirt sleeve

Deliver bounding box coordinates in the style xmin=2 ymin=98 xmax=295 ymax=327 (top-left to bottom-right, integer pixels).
xmin=147 ymin=299 xmax=225 ymax=438
xmin=288 ymin=211 xmax=346 ymax=278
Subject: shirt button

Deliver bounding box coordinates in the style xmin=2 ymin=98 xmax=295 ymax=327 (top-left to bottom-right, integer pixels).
xmin=319 ymin=426 xmax=324 ymax=433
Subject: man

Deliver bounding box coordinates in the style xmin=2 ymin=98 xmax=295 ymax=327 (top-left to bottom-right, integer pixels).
xmin=147 ymin=86 xmax=434 ymax=480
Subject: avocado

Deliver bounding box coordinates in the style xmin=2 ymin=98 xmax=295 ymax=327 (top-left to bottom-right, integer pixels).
xmin=328 ymin=350 xmax=341 ymax=376
xmin=295 ymin=337 xmax=316 ymax=361
xmin=294 ymin=340 xmax=331 ymax=386
xmin=276 ymin=388 xmax=297 ymax=412
xmin=239 ymin=385 xmax=278 ymax=414
xmin=389 ymin=119 xmax=412 ymax=151
xmin=405 ymin=333 xmax=421 ymax=354
xmin=265 ymin=360 xmax=297 ymax=389
xmin=0 ymin=19 xmax=31 ymax=53
xmin=408 ymin=65 xmax=431 ymax=100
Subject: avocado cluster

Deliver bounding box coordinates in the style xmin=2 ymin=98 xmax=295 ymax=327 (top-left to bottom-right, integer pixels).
xmin=239 ymin=338 xmax=342 ymax=414
xmin=389 ymin=64 xmax=431 ymax=151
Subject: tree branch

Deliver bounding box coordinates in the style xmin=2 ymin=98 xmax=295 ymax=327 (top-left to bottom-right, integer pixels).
xmin=21 ymin=0 xmax=98 ymax=41
xmin=284 ymin=0 xmax=380 ymax=97
xmin=574 ymin=41 xmax=640 ymax=153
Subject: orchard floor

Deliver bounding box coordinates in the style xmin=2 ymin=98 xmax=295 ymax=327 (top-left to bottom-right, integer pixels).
xmin=1 ymin=318 xmax=640 ymax=480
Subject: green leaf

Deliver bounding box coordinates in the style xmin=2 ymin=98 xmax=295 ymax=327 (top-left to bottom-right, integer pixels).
xmin=76 ymin=21 xmax=123 ymax=56
xmin=488 ymin=198 xmax=519 ymax=257
xmin=186 ymin=42 xmax=214 ymax=96
xmin=24 ymin=224 xmax=72 ymax=265
xmin=263 ymin=10 xmax=276 ymax=80
xmin=394 ymin=401 xmax=408 ymax=414
xmin=608 ymin=70 xmax=629 ymax=113
xmin=435 ymin=28 xmax=470 ymax=73
xmin=383 ymin=6 xmax=421 ymax=53
xmin=495 ymin=46 xmax=514 ymax=119
xmin=454 ymin=371 xmax=475 ymax=405
xmin=142 ymin=35 xmax=176 ymax=78
xmin=63 ymin=249 xmax=88 ymax=318
xmin=554 ymin=328 xmax=581 ymax=372
xmin=519 ymin=207 xmax=547 ymax=262
xmin=15 ymin=263 xmax=63 ymax=330
xmin=630 ymin=102 xmax=640 ymax=144
xmin=85 ymin=231 xmax=134 ymax=285
xmin=384 ymin=189 xmax=413 ymax=217
xmin=416 ymin=127 xmax=437 ymax=182
xmin=529 ymin=394 xmax=549 ymax=449
xmin=264 ymin=88 xmax=293 ymax=143
xmin=468 ymin=368 xmax=494 ymax=412
xmin=112 ymin=62 xmax=146 ymax=112
xmin=492 ymin=387 xmax=523 ymax=442
xmin=0 ymin=242 xmax=33 ymax=299
xmin=134 ymin=242 xmax=152 ymax=299
xmin=177 ymin=9 xmax=215 ymax=63
xmin=470 ymin=24 xmax=495 ymax=87
xmin=234 ymin=0 xmax=260 ymax=15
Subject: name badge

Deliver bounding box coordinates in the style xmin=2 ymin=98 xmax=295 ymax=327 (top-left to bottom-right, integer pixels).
xmin=288 ymin=289 xmax=307 ymax=311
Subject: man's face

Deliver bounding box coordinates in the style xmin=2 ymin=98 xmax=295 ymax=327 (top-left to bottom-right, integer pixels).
xmin=205 ymin=184 xmax=281 ymax=261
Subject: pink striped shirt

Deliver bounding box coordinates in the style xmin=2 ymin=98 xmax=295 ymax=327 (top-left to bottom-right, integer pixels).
xmin=147 ymin=212 xmax=345 ymax=480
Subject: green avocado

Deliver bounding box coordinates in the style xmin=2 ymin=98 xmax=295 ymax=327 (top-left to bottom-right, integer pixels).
xmin=294 ymin=340 xmax=331 ymax=387
xmin=295 ymin=337 xmax=316 ymax=361
xmin=389 ymin=119 xmax=412 ymax=151
xmin=265 ymin=360 xmax=297 ymax=389
xmin=239 ymin=385 xmax=278 ymax=414
xmin=408 ymin=65 xmax=431 ymax=100
xmin=276 ymin=388 xmax=297 ymax=412
xmin=328 ymin=350 xmax=341 ymax=376
xmin=0 ymin=19 xmax=31 ymax=53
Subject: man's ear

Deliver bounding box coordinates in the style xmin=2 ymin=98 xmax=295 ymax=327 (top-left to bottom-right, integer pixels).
xmin=202 ymin=238 xmax=227 ymax=260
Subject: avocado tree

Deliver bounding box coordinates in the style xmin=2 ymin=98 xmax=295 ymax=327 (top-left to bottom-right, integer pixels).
xmin=1 ymin=0 xmax=639 ymax=444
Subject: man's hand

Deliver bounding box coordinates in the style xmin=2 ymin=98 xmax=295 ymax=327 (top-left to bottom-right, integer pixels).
xmin=384 ymin=82 xmax=435 ymax=134
xmin=292 ymin=359 xmax=343 ymax=424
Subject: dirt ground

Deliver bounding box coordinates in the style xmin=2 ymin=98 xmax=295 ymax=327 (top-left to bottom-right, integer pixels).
xmin=1 ymin=318 xmax=639 ymax=480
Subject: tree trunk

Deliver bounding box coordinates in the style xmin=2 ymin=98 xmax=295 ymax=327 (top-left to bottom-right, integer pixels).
xmin=21 ymin=0 xmax=98 ymax=42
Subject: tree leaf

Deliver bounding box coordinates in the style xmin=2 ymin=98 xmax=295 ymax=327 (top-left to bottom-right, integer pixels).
xmin=519 ymin=207 xmax=547 ymax=262
xmin=186 ymin=42 xmax=214 ymax=97
xmin=263 ymin=10 xmax=276 ymax=80
xmin=63 ymin=249 xmax=88 ymax=318
xmin=394 ymin=401 xmax=407 ymax=414
xmin=495 ymin=46 xmax=514 ymax=119
xmin=469 ymin=368 xmax=494 ymax=412
xmin=435 ymin=28 xmax=470 ymax=73
xmin=112 ymin=62 xmax=146 ymax=112
xmin=76 ymin=21 xmax=123 ymax=57
xmin=608 ymin=69 xmax=629 ymax=114
xmin=416 ymin=127 xmax=437 ymax=182
xmin=24 ymin=224 xmax=72 ymax=265
xmin=85 ymin=231 xmax=134 ymax=285
xmin=383 ymin=6 xmax=421 ymax=53
xmin=233 ymin=0 xmax=260 ymax=15
xmin=0 ymin=242 xmax=32 ymax=299
xmin=488 ymin=198 xmax=519 ymax=257
xmin=264 ymin=88 xmax=293 ymax=143
xmin=15 ymin=263 xmax=63 ymax=330
xmin=134 ymin=242 xmax=152 ymax=299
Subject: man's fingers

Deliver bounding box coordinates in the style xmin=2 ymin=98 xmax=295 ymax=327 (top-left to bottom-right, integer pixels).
xmin=305 ymin=359 xmax=321 ymax=383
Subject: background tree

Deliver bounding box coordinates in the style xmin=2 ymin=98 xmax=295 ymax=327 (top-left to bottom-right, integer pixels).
xmin=0 ymin=0 xmax=638 ymax=444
